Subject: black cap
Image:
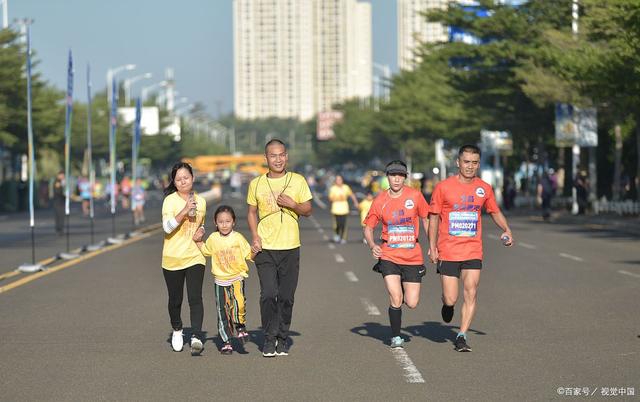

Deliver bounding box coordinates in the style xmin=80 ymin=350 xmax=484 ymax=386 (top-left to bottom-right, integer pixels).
xmin=385 ymin=163 xmax=408 ymax=176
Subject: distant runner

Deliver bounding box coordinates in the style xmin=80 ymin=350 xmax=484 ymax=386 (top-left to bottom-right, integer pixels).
xmin=363 ymin=160 xmax=430 ymax=349
xmin=428 ymin=144 xmax=514 ymax=352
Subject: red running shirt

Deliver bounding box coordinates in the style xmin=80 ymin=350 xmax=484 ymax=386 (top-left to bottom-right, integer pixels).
xmin=429 ymin=176 xmax=500 ymax=261
xmin=364 ymin=186 xmax=430 ymax=265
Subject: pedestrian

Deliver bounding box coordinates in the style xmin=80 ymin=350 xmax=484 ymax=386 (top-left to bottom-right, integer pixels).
xmin=358 ymin=191 xmax=374 ymax=244
xmin=193 ymin=205 xmax=255 ymax=355
xmin=428 ymin=144 xmax=514 ymax=352
xmin=132 ymin=178 xmax=146 ymax=225
xmin=247 ymin=139 xmax=313 ymax=357
xmin=363 ymin=160 xmax=430 ymax=349
xmin=161 ymin=162 xmax=206 ymax=355
xmin=328 ymin=174 xmax=358 ymax=244
xmin=120 ymin=175 xmax=132 ymax=209
xmin=52 ymin=171 xmax=65 ymax=235
xmin=575 ymin=172 xmax=589 ymax=215
xmin=78 ymin=176 xmax=91 ymax=216
xmin=537 ymin=170 xmax=554 ymax=220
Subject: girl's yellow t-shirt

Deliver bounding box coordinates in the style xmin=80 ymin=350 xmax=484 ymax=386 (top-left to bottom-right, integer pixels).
xmin=329 ymin=184 xmax=353 ymax=216
xmin=200 ymin=231 xmax=252 ymax=281
xmin=161 ymin=191 xmax=206 ymax=270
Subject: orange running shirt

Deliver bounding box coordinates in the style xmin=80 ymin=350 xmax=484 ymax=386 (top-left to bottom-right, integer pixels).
xmin=429 ymin=176 xmax=500 ymax=261
xmin=364 ymin=186 xmax=429 ymax=265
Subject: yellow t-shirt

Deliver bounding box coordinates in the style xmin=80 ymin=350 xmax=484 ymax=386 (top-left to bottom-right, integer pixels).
xmin=161 ymin=192 xmax=207 ymax=270
xmin=247 ymin=172 xmax=312 ymax=250
xmin=329 ymin=184 xmax=353 ymax=216
xmin=358 ymin=198 xmax=373 ymax=226
xmin=200 ymin=231 xmax=252 ymax=281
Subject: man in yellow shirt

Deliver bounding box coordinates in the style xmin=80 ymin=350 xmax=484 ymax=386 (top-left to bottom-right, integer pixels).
xmin=247 ymin=139 xmax=313 ymax=357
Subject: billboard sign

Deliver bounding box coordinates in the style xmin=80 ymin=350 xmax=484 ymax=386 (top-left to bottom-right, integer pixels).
xmin=118 ymin=106 xmax=160 ymax=135
xmin=317 ymin=110 xmax=343 ymax=141
xmin=481 ymin=130 xmax=513 ymax=155
xmin=555 ymin=103 xmax=598 ymax=147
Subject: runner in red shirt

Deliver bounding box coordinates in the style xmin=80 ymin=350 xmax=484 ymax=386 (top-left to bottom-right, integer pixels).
xmin=428 ymin=144 xmax=514 ymax=352
xmin=364 ymin=160 xmax=430 ymax=349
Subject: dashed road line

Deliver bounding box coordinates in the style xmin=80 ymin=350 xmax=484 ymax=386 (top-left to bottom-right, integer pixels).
xmin=317 ymin=228 xmax=324 ymax=234
xmin=328 ymin=243 xmax=336 ymax=250
xmin=345 ymin=271 xmax=358 ymax=282
xmin=322 ymin=234 xmax=329 ymax=241
xmin=360 ymin=298 xmax=381 ymax=316
xmin=335 ymin=254 xmax=345 ymax=263
xmin=559 ymin=252 xmax=584 ymax=262
xmin=518 ymin=242 xmax=537 ymax=249
xmin=618 ymin=270 xmax=640 ymax=279
xmin=488 ymin=234 xmax=498 ymax=240
xmin=390 ymin=348 xmax=426 ymax=384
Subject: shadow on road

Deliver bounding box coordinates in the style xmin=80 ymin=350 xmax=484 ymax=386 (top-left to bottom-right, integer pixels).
xmin=351 ymin=321 xmax=486 ymax=346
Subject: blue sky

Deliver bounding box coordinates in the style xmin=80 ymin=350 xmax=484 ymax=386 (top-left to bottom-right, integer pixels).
xmin=9 ymin=0 xmax=397 ymax=116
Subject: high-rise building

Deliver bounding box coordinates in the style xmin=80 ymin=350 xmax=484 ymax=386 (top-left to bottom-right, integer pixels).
xmin=397 ymin=0 xmax=448 ymax=71
xmin=234 ymin=0 xmax=371 ymax=121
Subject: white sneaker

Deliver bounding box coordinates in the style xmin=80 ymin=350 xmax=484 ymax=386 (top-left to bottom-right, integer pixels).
xmin=190 ymin=336 xmax=203 ymax=356
xmin=171 ymin=330 xmax=184 ymax=352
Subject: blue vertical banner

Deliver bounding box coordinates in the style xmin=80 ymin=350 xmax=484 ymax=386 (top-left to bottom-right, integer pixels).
xmin=64 ymin=50 xmax=74 ymax=216
xmin=109 ymin=77 xmax=117 ymax=215
xmin=26 ymin=24 xmax=35 ymax=228
xmin=131 ymin=97 xmax=142 ymax=212
xmin=86 ymin=64 xmax=94 ymax=220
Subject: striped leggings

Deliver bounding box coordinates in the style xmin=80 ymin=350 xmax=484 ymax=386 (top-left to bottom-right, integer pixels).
xmin=214 ymin=280 xmax=246 ymax=343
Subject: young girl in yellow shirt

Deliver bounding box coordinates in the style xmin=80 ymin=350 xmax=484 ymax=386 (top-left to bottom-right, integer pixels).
xmin=194 ymin=205 xmax=255 ymax=355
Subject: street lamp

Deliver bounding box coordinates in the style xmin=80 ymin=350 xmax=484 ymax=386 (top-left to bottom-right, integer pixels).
xmin=141 ymin=80 xmax=167 ymax=103
xmin=106 ymin=64 xmax=135 ymax=104
xmin=123 ymin=72 xmax=152 ymax=106
xmin=1 ymin=0 xmax=8 ymax=29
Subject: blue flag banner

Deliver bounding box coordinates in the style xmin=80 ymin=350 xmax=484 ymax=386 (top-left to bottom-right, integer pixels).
xmin=109 ymin=77 xmax=118 ymax=214
xmin=64 ymin=50 xmax=74 ymax=216
xmin=26 ymin=25 xmax=35 ymax=228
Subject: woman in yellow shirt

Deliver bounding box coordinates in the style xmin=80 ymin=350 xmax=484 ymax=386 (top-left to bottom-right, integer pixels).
xmin=328 ymin=175 xmax=358 ymax=244
xmin=161 ymin=162 xmax=207 ymax=355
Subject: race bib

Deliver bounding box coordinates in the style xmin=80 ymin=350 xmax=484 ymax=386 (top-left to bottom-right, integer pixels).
xmin=387 ymin=224 xmax=416 ymax=249
xmin=448 ymin=211 xmax=478 ymax=237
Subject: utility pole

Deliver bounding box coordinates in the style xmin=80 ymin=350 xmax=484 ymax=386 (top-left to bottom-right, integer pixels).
xmin=570 ymin=0 xmax=580 ymax=215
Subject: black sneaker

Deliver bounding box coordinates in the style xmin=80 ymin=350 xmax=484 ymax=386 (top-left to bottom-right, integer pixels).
xmin=441 ymin=304 xmax=454 ymax=323
xmin=275 ymin=338 xmax=289 ymax=356
xmin=454 ymin=335 xmax=472 ymax=352
xmin=262 ymin=339 xmax=276 ymax=357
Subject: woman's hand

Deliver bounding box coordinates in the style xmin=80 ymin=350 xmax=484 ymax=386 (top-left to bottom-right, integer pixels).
xmin=193 ymin=227 xmax=205 ymax=242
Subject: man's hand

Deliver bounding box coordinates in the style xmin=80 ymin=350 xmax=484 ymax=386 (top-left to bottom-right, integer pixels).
xmin=193 ymin=227 xmax=205 ymax=242
xmin=429 ymin=246 xmax=439 ymax=264
xmin=500 ymin=231 xmax=514 ymax=247
xmin=371 ymin=244 xmax=382 ymax=259
xmin=276 ymin=193 xmax=296 ymax=209
xmin=251 ymin=236 xmax=263 ymax=254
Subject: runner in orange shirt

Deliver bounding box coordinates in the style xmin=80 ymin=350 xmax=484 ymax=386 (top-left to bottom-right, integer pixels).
xmin=428 ymin=144 xmax=513 ymax=352
xmin=364 ymin=160 xmax=430 ymax=349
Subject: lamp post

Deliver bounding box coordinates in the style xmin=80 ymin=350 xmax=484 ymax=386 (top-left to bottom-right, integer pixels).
xmin=141 ymin=80 xmax=167 ymax=103
xmin=1 ymin=0 xmax=8 ymax=29
xmin=106 ymin=64 xmax=135 ymax=104
xmin=124 ymin=72 xmax=152 ymax=106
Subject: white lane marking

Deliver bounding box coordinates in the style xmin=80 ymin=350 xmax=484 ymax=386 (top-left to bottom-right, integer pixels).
xmin=360 ymin=298 xmax=381 ymax=316
xmin=335 ymin=254 xmax=345 ymax=263
xmin=390 ymin=348 xmax=426 ymax=384
xmin=559 ymin=252 xmax=584 ymax=262
xmin=312 ymin=193 xmax=327 ymax=210
xmin=518 ymin=242 xmax=537 ymax=249
xmin=317 ymin=228 xmax=324 ymax=234
xmin=618 ymin=270 xmax=640 ymax=279
xmin=345 ymin=271 xmax=359 ymax=282
xmin=488 ymin=234 xmax=498 ymax=240
xmin=322 ymin=234 xmax=329 ymax=241
xmin=328 ymin=243 xmax=336 ymax=250
xmin=309 ymin=215 xmax=319 ymax=225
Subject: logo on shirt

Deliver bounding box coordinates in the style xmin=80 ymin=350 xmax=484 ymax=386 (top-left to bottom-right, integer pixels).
xmin=475 ymin=187 xmax=485 ymax=198
xmin=404 ymin=199 xmax=415 ymax=209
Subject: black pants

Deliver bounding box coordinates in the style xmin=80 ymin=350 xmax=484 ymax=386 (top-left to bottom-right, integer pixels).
xmin=334 ymin=214 xmax=347 ymax=240
xmin=255 ymin=248 xmax=300 ymax=342
xmin=54 ymin=201 xmax=64 ymax=234
xmin=162 ymin=264 xmax=205 ymax=338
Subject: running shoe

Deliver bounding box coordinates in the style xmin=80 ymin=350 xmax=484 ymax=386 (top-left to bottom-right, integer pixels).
xmin=340 ymin=239 xmax=347 ymax=245
xmin=275 ymin=338 xmax=289 ymax=356
xmin=171 ymin=330 xmax=183 ymax=352
xmin=237 ymin=328 xmax=250 ymax=344
xmin=332 ymin=234 xmax=340 ymax=243
xmin=262 ymin=339 xmax=277 ymax=357
xmin=220 ymin=342 xmax=233 ymax=355
xmin=454 ymin=335 xmax=472 ymax=352
xmin=441 ymin=304 xmax=454 ymax=323
xmin=390 ymin=336 xmax=404 ymax=349
xmin=190 ymin=336 xmax=203 ymax=356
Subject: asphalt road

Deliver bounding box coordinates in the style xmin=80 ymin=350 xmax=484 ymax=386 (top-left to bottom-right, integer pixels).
xmin=1 ymin=192 xmax=638 ymax=401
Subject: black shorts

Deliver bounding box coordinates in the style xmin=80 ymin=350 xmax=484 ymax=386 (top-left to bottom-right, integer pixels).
xmin=437 ymin=259 xmax=482 ymax=278
xmin=373 ymin=259 xmax=426 ymax=283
